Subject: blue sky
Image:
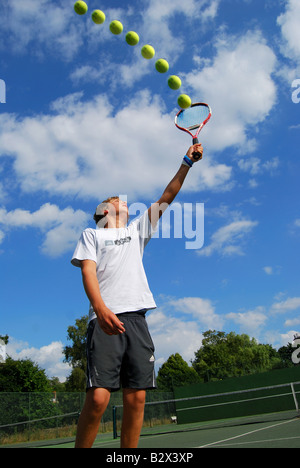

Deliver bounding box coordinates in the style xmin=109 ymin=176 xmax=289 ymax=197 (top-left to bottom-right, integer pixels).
xmin=0 ymin=0 xmax=300 ymax=381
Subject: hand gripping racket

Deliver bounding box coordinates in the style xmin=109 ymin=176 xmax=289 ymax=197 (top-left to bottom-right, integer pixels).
xmin=175 ymin=103 xmax=212 ymax=160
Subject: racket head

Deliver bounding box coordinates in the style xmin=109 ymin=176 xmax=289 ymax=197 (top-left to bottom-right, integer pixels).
xmin=175 ymin=102 xmax=212 ymax=139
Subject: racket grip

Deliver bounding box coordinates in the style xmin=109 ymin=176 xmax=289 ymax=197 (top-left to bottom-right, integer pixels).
xmin=192 ymin=137 xmax=202 ymax=161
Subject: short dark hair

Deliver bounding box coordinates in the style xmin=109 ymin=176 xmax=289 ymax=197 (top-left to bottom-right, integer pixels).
xmin=93 ymin=212 xmax=104 ymax=225
xmin=93 ymin=196 xmax=120 ymax=226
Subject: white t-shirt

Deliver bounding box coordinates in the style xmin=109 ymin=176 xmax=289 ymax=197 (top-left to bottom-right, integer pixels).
xmin=71 ymin=210 xmax=157 ymax=322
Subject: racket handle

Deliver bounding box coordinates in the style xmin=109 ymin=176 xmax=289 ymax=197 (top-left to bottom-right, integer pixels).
xmin=192 ymin=137 xmax=202 ymax=161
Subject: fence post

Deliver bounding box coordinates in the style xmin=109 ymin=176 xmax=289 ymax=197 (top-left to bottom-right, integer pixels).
xmin=112 ymin=406 xmax=117 ymax=439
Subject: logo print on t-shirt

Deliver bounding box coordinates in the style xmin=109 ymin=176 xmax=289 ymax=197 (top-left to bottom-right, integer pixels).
xmin=105 ymin=240 xmax=114 ymax=246
xmin=114 ymin=236 xmax=132 ymax=246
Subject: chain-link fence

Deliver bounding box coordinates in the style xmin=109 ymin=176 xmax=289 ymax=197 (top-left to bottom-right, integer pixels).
xmin=0 ymin=391 xmax=173 ymax=446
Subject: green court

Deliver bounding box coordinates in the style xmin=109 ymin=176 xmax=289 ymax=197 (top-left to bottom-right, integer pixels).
xmin=1 ymin=377 xmax=299 ymax=449
xmin=5 ymin=410 xmax=297 ymax=449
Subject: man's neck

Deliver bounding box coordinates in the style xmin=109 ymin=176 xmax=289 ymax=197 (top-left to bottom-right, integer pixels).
xmin=105 ymin=215 xmax=128 ymax=229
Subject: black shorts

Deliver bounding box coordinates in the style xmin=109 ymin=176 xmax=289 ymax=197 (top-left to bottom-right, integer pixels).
xmin=86 ymin=311 xmax=157 ymax=392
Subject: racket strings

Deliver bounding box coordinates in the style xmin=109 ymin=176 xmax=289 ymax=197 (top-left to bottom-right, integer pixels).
xmin=177 ymin=105 xmax=210 ymax=130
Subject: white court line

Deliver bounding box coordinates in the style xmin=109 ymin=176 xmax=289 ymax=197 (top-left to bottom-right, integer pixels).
xmin=214 ymin=436 xmax=300 ymax=448
xmin=198 ymin=418 xmax=299 ymax=448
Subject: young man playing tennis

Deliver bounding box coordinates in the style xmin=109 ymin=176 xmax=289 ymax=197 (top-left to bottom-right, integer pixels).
xmin=71 ymin=143 xmax=203 ymax=448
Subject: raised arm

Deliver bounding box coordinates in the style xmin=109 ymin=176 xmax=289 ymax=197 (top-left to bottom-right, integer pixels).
xmin=148 ymin=144 xmax=203 ymax=226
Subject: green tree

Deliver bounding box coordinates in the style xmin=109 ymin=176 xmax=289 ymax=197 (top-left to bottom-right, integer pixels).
xmin=278 ymin=343 xmax=296 ymax=368
xmin=65 ymin=367 xmax=86 ymax=392
xmin=0 ymin=334 xmax=9 ymax=344
xmin=0 ymin=356 xmax=51 ymax=392
xmin=192 ymin=330 xmax=280 ymax=382
xmin=48 ymin=376 xmax=66 ymax=392
xmin=63 ymin=315 xmax=88 ymax=372
xmin=157 ymin=353 xmax=201 ymax=391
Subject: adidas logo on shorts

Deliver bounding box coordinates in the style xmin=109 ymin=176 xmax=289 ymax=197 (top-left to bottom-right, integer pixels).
xmin=149 ymin=355 xmax=155 ymax=362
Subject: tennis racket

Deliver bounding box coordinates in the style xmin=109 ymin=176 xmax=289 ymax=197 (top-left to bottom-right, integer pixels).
xmin=175 ymin=103 xmax=212 ymax=160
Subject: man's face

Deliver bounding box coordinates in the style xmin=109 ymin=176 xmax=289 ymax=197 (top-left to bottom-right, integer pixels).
xmin=110 ymin=198 xmax=129 ymax=220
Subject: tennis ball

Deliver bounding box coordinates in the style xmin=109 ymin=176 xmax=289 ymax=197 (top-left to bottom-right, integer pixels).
xmin=92 ymin=10 xmax=106 ymax=24
xmin=141 ymin=45 xmax=155 ymax=60
xmin=155 ymin=59 xmax=169 ymax=74
xmin=74 ymin=1 xmax=88 ymax=15
xmin=126 ymin=31 xmax=140 ymax=46
xmin=178 ymin=94 xmax=192 ymax=109
xmin=110 ymin=20 xmax=123 ymax=35
xmin=168 ymin=75 xmax=182 ymax=90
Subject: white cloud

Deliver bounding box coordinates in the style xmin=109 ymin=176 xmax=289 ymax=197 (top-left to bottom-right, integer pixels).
xmin=7 ymin=338 xmax=72 ymax=382
xmin=146 ymin=295 xmax=225 ymax=369
xmin=0 ymin=180 xmax=7 ymax=203
xmin=263 ymin=266 xmax=273 ymax=275
xmin=69 ymin=0 xmax=220 ymax=88
xmin=169 ymin=297 xmax=224 ymax=330
xmin=294 ymin=219 xmax=300 ymax=228
xmin=284 ymin=317 xmax=300 ymax=328
xmin=82 ymin=0 xmax=202 ymax=72
xmin=198 ymin=219 xmax=258 ymax=257
xmin=147 ymin=310 xmax=204 ymax=368
xmin=226 ymin=307 xmax=268 ymax=337
xmin=0 ymin=203 xmax=89 ymax=257
xmin=69 ymin=23 xmax=277 ymax=155
xmin=0 ymin=91 xmax=233 ymax=201
xmin=289 ymin=218 xmax=300 ymax=237
xmin=0 ymin=0 xmax=85 ymax=61
xmin=140 ymin=0 xmax=220 ymax=59
xmin=278 ymin=331 xmax=300 ymax=347
xmin=185 ymin=31 xmax=277 ymax=153
xmin=263 ymin=266 xmax=281 ymax=276
xmin=270 ymin=297 xmax=300 ymax=315
xmin=277 ymin=0 xmax=300 ymax=64
xmin=238 ymin=157 xmax=279 ymax=176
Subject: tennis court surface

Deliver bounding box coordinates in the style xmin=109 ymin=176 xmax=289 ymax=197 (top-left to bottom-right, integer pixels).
xmin=55 ymin=415 xmax=300 ymax=449
xmin=2 ymin=381 xmax=299 ymax=449
xmin=4 ymin=411 xmax=298 ymax=449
